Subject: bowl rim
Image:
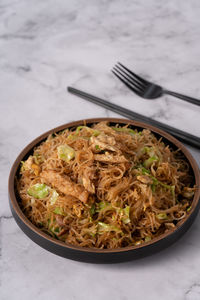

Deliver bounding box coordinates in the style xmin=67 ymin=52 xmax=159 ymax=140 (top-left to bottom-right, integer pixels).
xmin=8 ymin=117 xmax=200 ymax=254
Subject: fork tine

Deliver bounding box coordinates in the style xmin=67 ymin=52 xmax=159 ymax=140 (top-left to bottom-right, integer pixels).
xmin=114 ymin=65 xmax=146 ymax=90
xmin=113 ymin=66 xmax=146 ymax=91
xmin=112 ymin=70 xmax=142 ymax=96
xmin=117 ymin=62 xmax=148 ymax=85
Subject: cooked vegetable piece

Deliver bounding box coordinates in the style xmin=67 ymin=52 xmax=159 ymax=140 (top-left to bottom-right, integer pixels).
xmin=54 ymin=207 xmax=65 ymax=216
xmin=27 ymin=183 xmax=49 ymax=199
xmin=142 ymin=146 xmax=155 ymax=156
xmin=20 ymin=161 xmax=26 ymax=172
xmin=143 ymin=156 xmax=159 ymax=168
xmin=145 ymin=236 xmax=151 ymax=242
xmin=156 ymin=213 xmax=168 ymax=220
xmin=96 ymin=201 xmax=112 ymax=212
xmin=151 ymin=184 xmax=156 ymax=192
xmin=90 ymin=204 xmax=96 ymax=216
xmin=142 ymin=147 xmax=159 ymax=168
xmin=57 ymin=145 xmax=75 ymax=162
xmin=112 ymin=127 xmax=136 ymax=136
xmin=118 ymin=206 xmax=130 ymax=224
xmin=76 ymin=126 xmax=100 ymax=136
xmin=98 ymin=222 xmax=121 ymax=234
xmin=48 ymin=218 xmax=61 ymax=235
xmin=141 ymin=167 xmax=150 ymax=174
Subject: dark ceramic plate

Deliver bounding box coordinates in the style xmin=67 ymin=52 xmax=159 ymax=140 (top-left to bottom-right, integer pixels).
xmin=8 ymin=118 xmax=200 ymax=263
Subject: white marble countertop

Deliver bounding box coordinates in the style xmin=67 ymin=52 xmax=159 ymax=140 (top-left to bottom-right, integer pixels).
xmin=1 ymin=0 xmax=200 ymax=299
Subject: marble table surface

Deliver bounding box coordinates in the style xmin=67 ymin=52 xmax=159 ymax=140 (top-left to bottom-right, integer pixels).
xmin=0 ymin=0 xmax=200 ymax=299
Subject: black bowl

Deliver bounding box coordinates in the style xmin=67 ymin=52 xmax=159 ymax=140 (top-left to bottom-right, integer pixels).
xmin=8 ymin=118 xmax=200 ymax=263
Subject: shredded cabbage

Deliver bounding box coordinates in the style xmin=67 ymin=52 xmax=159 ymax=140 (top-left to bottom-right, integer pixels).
xmin=96 ymin=201 xmax=112 ymax=212
xmin=53 ymin=207 xmax=65 ymax=215
xmin=112 ymin=126 xmax=136 ymax=136
xmin=27 ymin=183 xmax=49 ymax=199
xmin=98 ymin=222 xmax=121 ymax=234
xmin=76 ymin=126 xmax=100 ymax=137
xmin=57 ymin=145 xmax=75 ymax=162
xmin=143 ymin=156 xmax=158 ymax=168
xmin=118 ymin=206 xmax=130 ymax=224
xmin=156 ymin=213 xmax=168 ymax=220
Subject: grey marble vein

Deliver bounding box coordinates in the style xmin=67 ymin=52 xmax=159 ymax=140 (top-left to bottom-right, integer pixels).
xmin=0 ymin=0 xmax=200 ymax=299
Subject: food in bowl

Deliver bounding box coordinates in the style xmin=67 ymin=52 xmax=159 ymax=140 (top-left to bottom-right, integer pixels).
xmin=16 ymin=121 xmax=195 ymax=249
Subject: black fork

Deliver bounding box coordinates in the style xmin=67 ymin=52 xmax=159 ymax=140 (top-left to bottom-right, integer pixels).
xmin=112 ymin=62 xmax=200 ymax=106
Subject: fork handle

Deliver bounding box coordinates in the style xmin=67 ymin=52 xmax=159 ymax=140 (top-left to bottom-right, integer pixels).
xmin=164 ymin=90 xmax=200 ymax=106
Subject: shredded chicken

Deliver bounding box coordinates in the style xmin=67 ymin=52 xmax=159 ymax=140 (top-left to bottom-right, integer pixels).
xmin=78 ymin=166 xmax=96 ymax=194
xmin=94 ymin=152 xmax=127 ymax=163
xmin=90 ymin=134 xmax=117 ymax=152
xmin=82 ymin=173 xmax=95 ymax=194
xmin=24 ymin=156 xmax=33 ymax=170
xmin=92 ymin=121 xmax=115 ymax=135
xmin=165 ymin=222 xmax=176 ymax=230
xmin=55 ymin=215 xmax=66 ymax=227
xmin=41 ymin=170 xmax=89 ymax=203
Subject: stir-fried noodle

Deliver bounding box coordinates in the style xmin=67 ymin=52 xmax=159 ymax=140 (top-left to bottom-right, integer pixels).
xmin=17 ymin=122 xmax=195 ymax=248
